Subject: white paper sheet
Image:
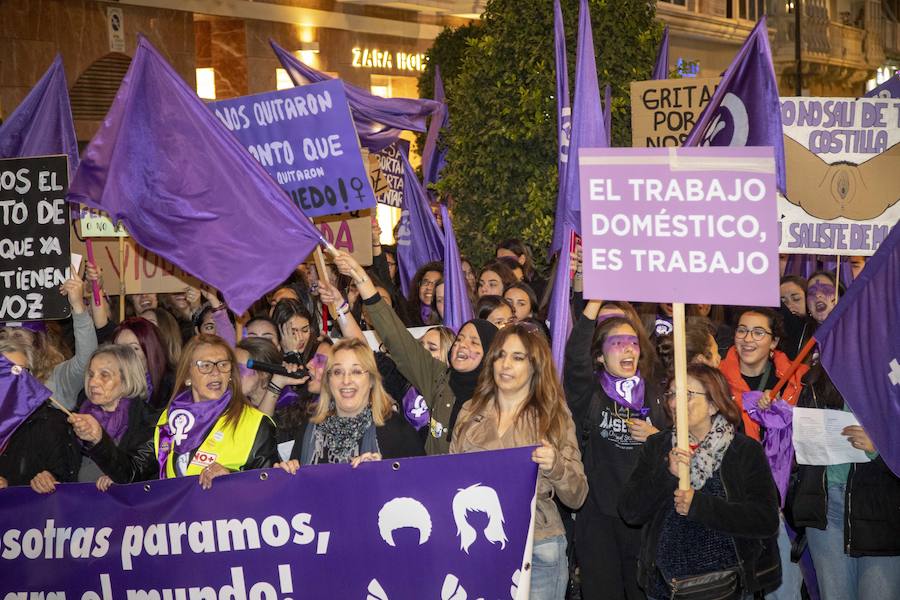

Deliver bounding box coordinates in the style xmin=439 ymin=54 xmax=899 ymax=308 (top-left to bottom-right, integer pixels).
xmin=277 ymin=440 xmax=295 ymax=463
xmin=792 ymin=407 xmax=872 ymax=465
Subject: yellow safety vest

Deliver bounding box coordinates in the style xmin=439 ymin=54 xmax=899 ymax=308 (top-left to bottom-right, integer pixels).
xmin=153 ymin=405 xmax=269 ymax=478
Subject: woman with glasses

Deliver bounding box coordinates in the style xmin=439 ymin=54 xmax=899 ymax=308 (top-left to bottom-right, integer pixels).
xmin=452 ymin=323 xmax=587 ymax=599
xmin=619 ymin=365 xmax=781 ymax=600
xmin=404 ymin=261 xmax=443 ymax=327
xmin=564 ymin=300 xmax=668 ymax=600
xmin=70 ymin=334 xmax=278 ymax=489
xmin=275 ymin=338 xmax=423 ymax=470
xmin=475 ymin=295 xmax=516 ymax=329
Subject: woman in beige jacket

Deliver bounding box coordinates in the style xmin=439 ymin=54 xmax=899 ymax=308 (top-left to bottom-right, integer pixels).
xmin=451 ymin=322 xmax=588 ymax=600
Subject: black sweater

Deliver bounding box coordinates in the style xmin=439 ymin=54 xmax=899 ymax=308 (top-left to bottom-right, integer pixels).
xmin=619 ymin=431 xmax=782 ymax=595
xmin=0 ymin=403 xmax=81 ymax=486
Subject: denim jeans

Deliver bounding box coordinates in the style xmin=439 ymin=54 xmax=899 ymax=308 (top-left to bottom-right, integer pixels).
xmin=767 ymin=514 xmax=802 ymax=600
xmin=806 ymin=483 xmax=900 ymax=600
xmin=530 ymin=534 xmax=568 ymax=600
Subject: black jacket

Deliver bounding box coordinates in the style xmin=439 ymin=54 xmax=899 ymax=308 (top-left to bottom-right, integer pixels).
xmin=0 ymin=403 xmax=82 ymax=486
xmin=619 ymin=430 xmax=782 ymax=595
xmin=289 ymin=411 xmax=425 ymax=463
xmin=564 ymin=313 xmax=669 ymax=517
xmin=85 ymin=411 xmax=278 ymax=483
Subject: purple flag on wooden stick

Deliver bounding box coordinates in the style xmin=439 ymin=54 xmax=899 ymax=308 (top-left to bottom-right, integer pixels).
xmin=439 ymin=205 xmax=472 ymax=333
xmin=683 ymin=17 xmax=786 ymax=193
xmin=0 ymin=353 xmax=52 ymax=451
xmin=68 ymin=37 xmax=324 ymax=315
xmin=0 ymin=55 xmax=79 ymax=174
xmin=813 ymin=223 xmax=900 ymax=476
xmin=549 ymin=0 xmax=572 ymax=257
xmin=652 ymin=25 xmax=670 ymax=80
xmin=421 ymin=66 xmax=449 ymax=194
xmin=396 ymin=152 xmax=444 ymax=297
xmin=549 ymin=225 xmax=575 ymax=379
xmin=271 ymin=40 xmax=441 ymax=152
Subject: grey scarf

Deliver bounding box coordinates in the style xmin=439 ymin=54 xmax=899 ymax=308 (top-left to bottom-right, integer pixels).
xmin=672 ymin=413 xmax=735 ymax=490
xmin=303 ymin=406 xmax=379 ymax=465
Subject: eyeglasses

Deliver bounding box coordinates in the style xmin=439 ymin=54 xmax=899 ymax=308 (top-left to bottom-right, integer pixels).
xmin=663 ymin=390 xmax=708 ymax=401
xmin=328 ymin=368 xmax=369 ymax=379
xmin=734 ymin=326 xmax=772 ymax=341
xmin=194 ymin=359 xmax=233 ymax=374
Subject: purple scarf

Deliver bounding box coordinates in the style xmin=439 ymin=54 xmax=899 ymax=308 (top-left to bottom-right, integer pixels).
xmin=157 ymin=389 xmax=232 ymax=478
xmin=401 ymin=386 xmax=430 ymax=431
xmin=598 ymin=370 xmax=648 ymax=416
xmin=420 ymin=303 xmax=432 ymax=324
xmin=743 ymin=391 xmax=794 ymax=507
xmin=80 ymin=398 xmax=132 ymax=444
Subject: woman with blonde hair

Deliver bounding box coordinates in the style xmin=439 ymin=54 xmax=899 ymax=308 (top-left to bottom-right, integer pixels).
xmin=451 ymin=322 xmax=588 ymax=599
xmin=276 ymin=338 xmax=423 ymax=470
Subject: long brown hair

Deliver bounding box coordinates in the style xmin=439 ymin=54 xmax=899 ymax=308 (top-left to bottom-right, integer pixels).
xmin=457 ymin=323 xmax=572 ymax=450
xmin=171 ymin=334 xmax=246 ymax=428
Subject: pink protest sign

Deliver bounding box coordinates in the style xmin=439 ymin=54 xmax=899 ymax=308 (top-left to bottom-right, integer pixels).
xmin=578 ymin=147 xmax=779 ymax=306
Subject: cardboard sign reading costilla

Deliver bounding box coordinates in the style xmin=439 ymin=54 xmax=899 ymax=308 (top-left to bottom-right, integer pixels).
xmin=209 ymin=79 xmax=376 ymax=218
xmin=0 ymin=155 xmax=72 ymax=320
xmin=630 ymin=77 xmax=720 ymax=147
xmin=579 ymin=147 xmax=779 ymax=306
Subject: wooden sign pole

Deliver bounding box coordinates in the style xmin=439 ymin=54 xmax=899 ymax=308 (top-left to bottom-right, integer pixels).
xmin=313 ymin=246 xmax=339 ymax=325
xmin=672 ymin=301 xmax=690 ymax=490
xmin=118 ymin=236 xmax=126 ymax=322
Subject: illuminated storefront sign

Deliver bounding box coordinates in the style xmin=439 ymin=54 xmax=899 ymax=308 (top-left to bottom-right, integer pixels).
xmin=351 ymin=47 xmax=426 ymax=72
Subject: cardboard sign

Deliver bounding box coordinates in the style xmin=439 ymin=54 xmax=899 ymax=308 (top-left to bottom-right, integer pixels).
xmin=0 ymin=155 xmax=72 ymax=320
xmin=779 ymin=96 xmax=900 ymax=255
xmin=579 ymin=147 xmax=779 ymax=306
xmin=313 ymin=210 xmax=374 ymax=267
xmin=630 ymin=77 xmax=720 ymax=147
xmin=209 ymin=79 xmax=376 ymax=218
xmin=369 ymin=140 xmax=409 ymax=208
xmin=78 ymin=204 xmax=128 ymax=237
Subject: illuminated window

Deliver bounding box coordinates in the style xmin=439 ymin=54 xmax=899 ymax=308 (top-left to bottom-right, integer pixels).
xmin=276 ymin=68 xmax=293 ymax=90
xmin=196 ymin=68 xmax=216 ymax=100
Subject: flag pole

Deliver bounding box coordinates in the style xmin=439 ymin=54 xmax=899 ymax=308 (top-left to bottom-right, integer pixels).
xmin=84 ymin=239 xmax=102 ymax=307
xmin=772 ymin=336 xmax=817 ymax=397
xmin=835 ymin=255 xmax=841 ymax=302
xmin=313 ymin=247 xmax=339 ymax=335
xmin=118 ymin=236 xmax=126 ymax=322
xmin=49 ymin=396 xmax=72 ymax=417
xmin=673 ymin=302 xmax=690 ymax=490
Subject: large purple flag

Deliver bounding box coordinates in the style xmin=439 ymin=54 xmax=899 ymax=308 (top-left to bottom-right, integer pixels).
xmin=439 ymin=204 xmax=473 ymax=333
xmin=683 ymin=17 xmax=786 ymax=193
xmin=865 ymin=74 xmax=900 ymax=98
xmin=603 ymin=83 xmax=612 ymax=143
xmin=68 ymin=37 xmax=324 ymax=315
xmin=652 ymin=25 xmax=670 ymax=80
xmin=396 ymin=151 xmax=444 ymax=297
xmin=549 ymin=225 xmax=575 ymax=379
xmin=0 ymin=55 xmax=79 ymax=174
xmin=814 ymin=223 xmax=900 ymax=476
xmin=549 ymin=0 xmax=572 ymax=257
xmin=421 ymin=66 xmax=449 ymax=193
xmin=0 ymin=353 xmax=52 ymax=451
xmin=271 ymin=40 xmax=440 ymax=152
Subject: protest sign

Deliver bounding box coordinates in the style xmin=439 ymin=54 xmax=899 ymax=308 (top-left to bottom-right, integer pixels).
xmin=0 ymin=155 xmax=71 ymax=320
xmin=313 ymin=210 xmax=374 ymax=266
xmin=77 ymin=205 xmax=128 ymax=237
xmin=210 ymin=79 xmax=376 ymax=218
xmin=369 ymin=140 xmax=409 ymax=208
xmin=630 ymin=77 xmax=720 ymax=147
xmin=0 ymin=448 xmax=537 ymax=599
xmin=579 ymin=147 xmax=779 ymax=306
xmin=779 ymin=96 xmax=900 ymax=255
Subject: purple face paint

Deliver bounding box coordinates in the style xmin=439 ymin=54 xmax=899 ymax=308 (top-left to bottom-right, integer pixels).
xmin=308 ymin=353 xmax=328 ymax=372
xmin=237 ymin=363 xmax=253 ymax=377
xmin=603 ymin=334 xmax=640 ymax=354
xmin=807 ymin=282 xmax=836 ymax=298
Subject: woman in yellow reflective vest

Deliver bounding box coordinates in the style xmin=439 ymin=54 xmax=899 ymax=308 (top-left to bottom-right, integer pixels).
xmin=71 ymin=334 xmax=277 ymax=489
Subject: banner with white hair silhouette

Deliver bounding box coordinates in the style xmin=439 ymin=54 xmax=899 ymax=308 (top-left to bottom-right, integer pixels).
xmin=0 ymin=448 xmax=538 ymax=599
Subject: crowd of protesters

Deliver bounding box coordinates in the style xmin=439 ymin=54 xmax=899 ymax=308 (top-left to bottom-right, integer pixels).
xmin=0 ymin=225 xmax=897 ymax=600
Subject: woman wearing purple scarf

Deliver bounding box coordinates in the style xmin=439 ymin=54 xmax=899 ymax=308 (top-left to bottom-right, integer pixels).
xmin=71 ymin=334 xmax=278 ymax=490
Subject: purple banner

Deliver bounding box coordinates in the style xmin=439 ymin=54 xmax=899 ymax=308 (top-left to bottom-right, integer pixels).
xmin=210 ymin=80 xmax=375 ymax=218
xmin=579 ymin=147 xmax=779 ymax=306
xmin=0 ymin=448 xmax=537 ymax=598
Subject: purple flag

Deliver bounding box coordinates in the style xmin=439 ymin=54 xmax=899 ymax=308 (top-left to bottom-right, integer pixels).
xmin=396 ymin=152 xmax=444 ymax=297
xmin=548 ymin=225 xmax=575 ymax=379
xmin=814 ymin=222 xmax=900 ymax=476
xmin=0 ymin=353 xmax=52 ymax=451
xmin=421 ymin=66 xmax=449 ymax=194
xmin=440 ymin=204 xmax=473 ymax=333
xmin=864 ymin=74 xmax=900 ymax=99
xmin=683 ymin=17 xmax=786 ymax=194
xmin=271 ymin=40 xmax=441 ymax=152
xmin=0 ymin=55 xmax=79 ymax=174
xmin=603 ymin=82 xmax=612 ymax=143
xmin=68 ymin=37 xmax=324 ymax=315
xmin=549 ymin=0 xmax=572 ymax=257
xmin=652 ymin=25 xmax=670 ymax=80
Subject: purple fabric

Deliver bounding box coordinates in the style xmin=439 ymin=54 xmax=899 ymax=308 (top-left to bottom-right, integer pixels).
xmin=864 ymin=74 xmax=900 ymax=98
xmin=81 ymin=397 xmax=132 ymax=444
xmin=275 ymin=386 xmax=301 ymax=409
xmin=0 ymin=354 xmax=52 ymax=451
xmin=0 ymin=447 xmax=538 ymax=597
xmin=67 ymin=37 xmax=324 ymax=315
xmin=401 ymin=386 xmax=430 ymax=431
xmin=440 ymin=204 xmax=473 ymax=334
xmin=742 ymin=391 xmax=793 ymax=507
xmin=420 ymin=304 xmax=433 ymax=325
xmin=270 ymin=40 xmax=441 ymax=152
xmin=421 ymin=66 xmax=449 ymax=194
xmin=683 ymin=17 xmax=786 ymax=194
xmin=549 ymin=0 xmax=572 ymax=257
xmin=211 ymin=309 xmax=236 ymax=348
xmin=396 ymin=152 xmax=444 ymax=297
xmin=815 ymin=222 xmax=900 ymax=477
xmin=598 ymin=369 xmax=647 ymax=414
xmin=157 ymin=389 xmax=232 ymax=472
xmin=0 ymin=55 xmax=79 ymax=175
xmin=603 ymin=83 xmax=612 ymax=144
xmin=783 ymin=254 xmax=817 ymax=279
xmin=821 ymin=256 xmax=855 ymax=289
xmin=652 ymin=26 xmax=670 ymax=80
xmin=548 ymin=226 xmax=573 ymax=380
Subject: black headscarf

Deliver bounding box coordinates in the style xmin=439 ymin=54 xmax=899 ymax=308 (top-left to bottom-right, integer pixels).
xmin=447 ymin=318 xmax=499 ymax=441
